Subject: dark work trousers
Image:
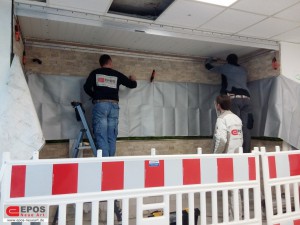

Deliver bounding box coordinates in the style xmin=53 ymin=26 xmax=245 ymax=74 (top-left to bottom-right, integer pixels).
xmin=230 ymin=98 xmax=253 ymax=153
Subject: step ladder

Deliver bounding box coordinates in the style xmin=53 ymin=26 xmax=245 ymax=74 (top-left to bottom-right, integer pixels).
xmin=70 ymin=101 xmax=97 ymax=157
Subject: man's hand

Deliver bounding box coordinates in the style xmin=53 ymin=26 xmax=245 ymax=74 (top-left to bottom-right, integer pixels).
xmin=129 ymin=75 xmax=136 ymax=81
xmin=204 ymin=57 xmax=213 ymax=65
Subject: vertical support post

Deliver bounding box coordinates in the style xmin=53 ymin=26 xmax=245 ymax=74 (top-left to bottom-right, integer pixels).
xmin=97 ymin=149 xmax=102 ymax=158
xmin=151 ymin=148 xmax=156 ymax=156
xmin=200 ymin=192 xmax=207 ymax=224
xmin=58 ymin=204 xmax=67 ymax=225
xmin=75 ymin=203 xmax=83 ymax=225
xmin=91 ymin=201 xmax=99 ymax=225
xmin=197 ymin=147 xmax=202 ymax=154
xmin=176 ymin=193 xmax=182 ymax=225
xmin=239 ymin=146 xmax=243 ymax=153
xmin=211 ymin=190 xmax=218 ymax=224
xmin=260 ymin=146 xmax=272 ymax=224
xmin=32 ymin=150 xmax=39 ymax=160
xmin=253 ymin=147 xmax=262 ymax=222
xmin=222 ymin=190 xmax=229 ymax=222
xmin=107 ymin=200 xmax=114 ymax=225
xmin=188 ymin=193 xmax=195 ymax=225
xmin=122 ymin=198 xmax=129 ymax=225
xmin=136 ymin=197 xmax=143 ymax=225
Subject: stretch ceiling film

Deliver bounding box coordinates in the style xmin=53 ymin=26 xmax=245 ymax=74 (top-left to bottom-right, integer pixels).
xmin=27 ymin=74 xmax=300 ymax=149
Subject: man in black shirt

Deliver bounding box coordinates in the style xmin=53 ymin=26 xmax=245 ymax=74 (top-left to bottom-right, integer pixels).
xmin=84 ymin=54 xmax=137 ymax=157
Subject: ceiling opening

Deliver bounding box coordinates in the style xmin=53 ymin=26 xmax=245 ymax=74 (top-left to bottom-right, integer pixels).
xmin=108 ymin=0 xmax=175 ymax=20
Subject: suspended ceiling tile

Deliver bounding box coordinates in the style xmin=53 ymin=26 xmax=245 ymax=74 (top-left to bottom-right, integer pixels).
xmin=47 ymin=0 xmax=112 ymax=14
xmin=156 ymin=0 xmax=224 ymax=29
xmin=200 ymin=9 xmax=266 ymax=33
xmin=275 ymin=2 xmax=300 ymax=23
xmin=273 ymin=27 xmax=300 ymax=43
xmin=238 ymin=18 xmax=300 ymax=39
xmin=108 ymin=0 xmax=174 ymax=20
xmin=231 ymin=0 xmax=300 ymax=16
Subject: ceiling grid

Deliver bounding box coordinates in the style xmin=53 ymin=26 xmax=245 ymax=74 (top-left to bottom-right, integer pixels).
xmin=15 ymin=0 xmax=300 ymax=58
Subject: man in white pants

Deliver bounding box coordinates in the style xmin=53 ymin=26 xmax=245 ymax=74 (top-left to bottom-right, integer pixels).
xmin=213 ymin=94 xmax=243 ymax=220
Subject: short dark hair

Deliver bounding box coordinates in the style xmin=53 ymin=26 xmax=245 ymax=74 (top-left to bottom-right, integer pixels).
xmin=226 ymin=53 xmax=238 ymax=65
xmin=216 ymin=95 xmax=231 ymax=110
xmin=99 ymin=54 xmax=111 ymax=67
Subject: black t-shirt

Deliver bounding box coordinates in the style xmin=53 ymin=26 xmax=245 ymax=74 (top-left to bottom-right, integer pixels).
xmin=84 ymin=67 xmax=137 ymax=101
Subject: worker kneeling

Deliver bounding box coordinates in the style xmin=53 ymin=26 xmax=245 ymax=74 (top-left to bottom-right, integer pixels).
xmin=213 ymin=94 xmax=243 ymax=220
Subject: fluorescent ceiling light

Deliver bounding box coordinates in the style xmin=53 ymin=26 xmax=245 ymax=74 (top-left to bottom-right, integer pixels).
xmin=195 ymin=0 xmax=238 ymax=7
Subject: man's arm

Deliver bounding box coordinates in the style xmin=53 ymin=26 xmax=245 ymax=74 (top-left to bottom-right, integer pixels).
xmin=204 ymin=58 xmax=223 ymax=74
xmin=213 ymin=118 xmax=228 ymax=154
xmin=120 ymin=73 xmax=137 ymax=89
xmin=83 ymin=73 xmax=95 ymax=98
xmin=205 ymin=62 xmax=214 ymax=70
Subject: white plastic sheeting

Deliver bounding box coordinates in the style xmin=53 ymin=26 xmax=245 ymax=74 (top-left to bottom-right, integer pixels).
xmin=27 ymin=73 xmax=300 ymax=149
xmin=0 ymin=57 xmax=44 ymax=162
xmin=264 ymin=76 xmax=300 ymax=148
xmin=27 ymin=74 xmax=219 ymax=139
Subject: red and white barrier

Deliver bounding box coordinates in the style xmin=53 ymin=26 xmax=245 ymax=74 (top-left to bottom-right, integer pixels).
xmin=1 ymin=149 xmax=262 ymax=225
xmin=9 ymin=156 xmax=257 ymax=198
xmin=261 ymin=147 xmax=300 ymax=225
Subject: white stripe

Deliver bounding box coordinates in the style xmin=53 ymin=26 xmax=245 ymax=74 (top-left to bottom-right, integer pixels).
xmin=165 ymin=159 xmax=182 ymax=186
xmin=280 ymin=220 xmax=294 ymax=225
xmin=124 ymin=160 xmax=144 ymax=189
xmin=78 ymin=162 xmax=101 ymax=193
xmin=201 ymin=158 xmax=217 ymax=184
xmin=276 ymin=154 xmax=290 ymax=178
xmin=25 ymin=164 xmax=52 ymax=197
xmin=233 ymin=157 xmax=248 ymax=182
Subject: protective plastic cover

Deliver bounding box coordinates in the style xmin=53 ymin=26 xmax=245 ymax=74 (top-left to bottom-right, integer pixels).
xmin=27 ymin=74 xmax=300 ymax=149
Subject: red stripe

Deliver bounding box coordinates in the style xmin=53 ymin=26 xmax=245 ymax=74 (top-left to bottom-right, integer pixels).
xmin=289 ymin=154 xmax=300 ymax=176
xmin=294 ymin=219 xmax=300 ymax=225
xmin=10 ymin=165 xmax=26 ymax=198
xmin=248 ymin=157 xmax=256 ymax=180
xmin=145 ymin=160 xmax=164 ymax=188
xmin=218 ymin=158 xmax=233 ymax=182
xmin=268 ymin=156 xmax=277 ymax=178
xmin=102 ymin=161 xmax=124 ymax=191
xmin=183 ymin=159 xmax=200 ymax=185
xmin=52 ymin=163 xmax=78 ymax=195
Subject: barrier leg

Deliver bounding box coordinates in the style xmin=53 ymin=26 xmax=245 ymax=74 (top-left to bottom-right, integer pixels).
xmin=52 ymin=206 xmax=58 ymax=225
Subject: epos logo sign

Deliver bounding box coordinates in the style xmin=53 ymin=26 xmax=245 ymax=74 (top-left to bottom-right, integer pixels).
xmin=231 ymin=129 xmax=242 ymax=135
xmin=4 ymin=205 xmax=48 ymax=222
xmin=6 ymin=206 xmax=19 ymax=216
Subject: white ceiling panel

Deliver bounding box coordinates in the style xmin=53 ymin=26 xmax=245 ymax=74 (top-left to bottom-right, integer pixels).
xmin=20 ymin=0 xmax=300 ymax=59
xmin=19 ymin=15 xmax=259 ymax=59
xmin=200 ymin=9 xmax=266 ymax=33
xmin=231 ymin=0 xmax=300 ymax=16
xmin=47 ymin=0 xmax=112 ymax=14
xmin=156 ymin=0 xmax=225 ymax=28
xmin=239 ymin=18 xmax=300 ymax=38
xmin=273 ymin=27 xmax=300 ymax=43
xmin=275 ymin=2 xmax=300 ymax=23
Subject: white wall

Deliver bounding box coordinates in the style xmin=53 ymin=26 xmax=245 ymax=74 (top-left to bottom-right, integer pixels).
xmin=0 ymin=0 xmax=12 ymax=84
xmin=280 ymin=42 xmax=300 ymax=83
